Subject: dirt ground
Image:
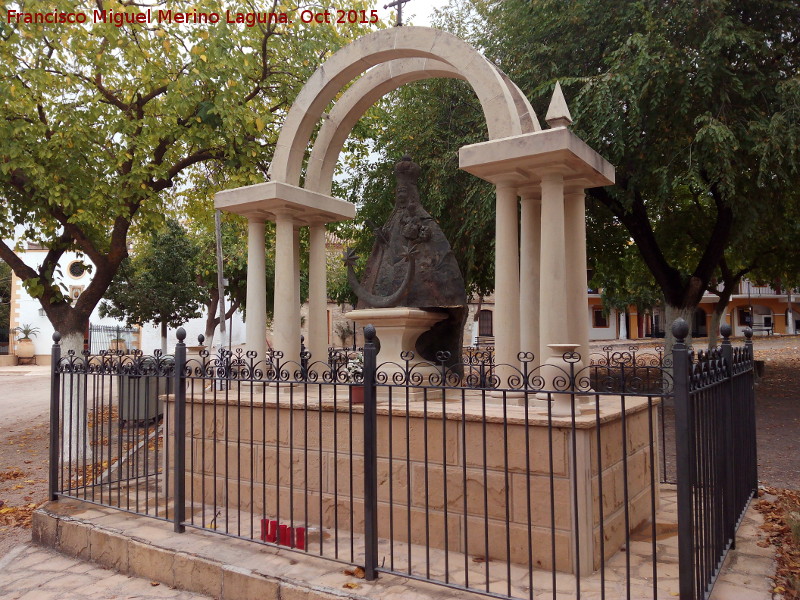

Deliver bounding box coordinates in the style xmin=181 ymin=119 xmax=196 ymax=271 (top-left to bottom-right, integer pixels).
xmin=752 ymin=335 xmax=800 ymax=489
xmin=0 ymin=422 xmax=49 ymax=557
xmin=0 ymin=335 xmax=798 ymax=560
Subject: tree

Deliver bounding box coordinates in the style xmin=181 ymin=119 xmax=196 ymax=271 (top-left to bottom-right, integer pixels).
xmin=0 ymin=260 xmax=10 ymax=334
xmin=0 ymin=0 xmax=376 ymax=355
xmin=482 ymin=0 xmax=800 ymax=348
xmin=100 ymin=220 xmax=204 ymax=352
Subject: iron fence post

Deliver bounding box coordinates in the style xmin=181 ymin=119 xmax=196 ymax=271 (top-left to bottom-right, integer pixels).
xmin=362 ymin=324 xmax=379 ymax=580
xmin=672 ymin=318 xmax=694 ymax=600
xmin=300 ymin=335 xmax=309 ymax=379
xmin=174 ymin=327 xmax=187 ymax=533
xmin=49 ymin=332 xmax=62 ymax=501
xmin=720 ymin=324 xmax=736 ymax=548
xmin=743 ymin=327 xmax=757 ymax=491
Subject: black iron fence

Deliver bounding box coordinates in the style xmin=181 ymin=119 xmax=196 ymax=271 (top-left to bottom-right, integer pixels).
xmin=88 ymin=324 xmax=139 ymax=354
xmin=48 ymin=318 xmax=756 ymax=600
xmin=673 ymin=321 xmax=757 ymax=600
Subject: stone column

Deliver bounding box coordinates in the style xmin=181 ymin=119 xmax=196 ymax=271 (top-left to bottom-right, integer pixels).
xmin=245 ymin=217 xmax=267 ymax=359
xmin=539 ymin=173 xmax=568 ymax=361
xmin=564 ymin=188 xmax=590 ymax=364
xmin=519 ymin=190 xmax=541 ymax=366
xmin=494 ymin=181 xmax=521 ymax=382
xmin=274 ymin=212 xmax=300 ymax=363
xmin=308 ymin=223 xmax=328 ymax=367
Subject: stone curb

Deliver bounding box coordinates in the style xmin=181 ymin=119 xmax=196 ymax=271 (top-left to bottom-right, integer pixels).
xmin=31 ymin=499 xmax=455 ymax=600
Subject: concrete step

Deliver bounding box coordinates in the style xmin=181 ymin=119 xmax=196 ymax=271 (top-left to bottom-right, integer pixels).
xmin=32 ymin=498 xmax=462 ymax=600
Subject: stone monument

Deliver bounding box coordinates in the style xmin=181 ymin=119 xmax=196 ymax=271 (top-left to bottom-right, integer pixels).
xmin=345 ymin=155 xmax=467 ymax=372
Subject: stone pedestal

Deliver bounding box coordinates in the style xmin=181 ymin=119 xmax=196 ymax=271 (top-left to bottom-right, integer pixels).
xmin=164 ymin=389 xmax=659 ymax=576
xmin=346 ymin=307 xmax=447 ymax=377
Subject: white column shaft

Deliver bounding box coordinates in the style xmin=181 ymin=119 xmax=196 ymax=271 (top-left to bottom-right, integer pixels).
xmin=564 ymin=190 xmax=590 ymax=363
xmin=520 ymin=193 xmax=541 ymax=365
xmin=539 ymin=174 xmax=568 ymax=360
xmin=245 ymin=218 xmax=267 ymax=358
xmin=308 ymin=223 xmax=328 ymax=365
xmin=274 ymin=214 xmax=300 ymax=362
xmin=494 ymin=183 xmax=521 ymax=372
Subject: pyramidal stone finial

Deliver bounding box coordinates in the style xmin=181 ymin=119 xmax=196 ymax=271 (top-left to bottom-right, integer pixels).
xmin=545 ymin=81 xmax=573 ymax=128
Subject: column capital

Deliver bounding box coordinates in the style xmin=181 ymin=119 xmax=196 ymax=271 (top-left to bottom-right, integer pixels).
xmin=518 ymin=184 xmax=542 ymax=201
xmin=273 ymin=208 xmax=297 ymax=223
xmin=247 ymin=215 xmax=267 ymax=224
xmin=540 ymin=171 xmax=565 ymax=185
xmin=494 ymin=176 xmax=522 ymax=190
xmin=564 ymin=185 xmax=587 ymax=198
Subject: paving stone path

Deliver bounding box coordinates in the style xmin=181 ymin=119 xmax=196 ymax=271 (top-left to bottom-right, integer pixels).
xmin=0 ymin=543 xmax=212 ymax=600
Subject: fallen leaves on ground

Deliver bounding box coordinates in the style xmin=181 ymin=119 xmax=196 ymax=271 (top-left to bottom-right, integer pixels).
xmin=755 ymin=486 xmax=800 ymax=599
xmin=0 ymin=469 xmax=27 ymax=482
xmin=342 ymin=566 xmax=365 ymax=579
xmin=0 ymin=501 xmax=45 ymax=528
xmin=87 ymin=405 xmax=119 ymax=428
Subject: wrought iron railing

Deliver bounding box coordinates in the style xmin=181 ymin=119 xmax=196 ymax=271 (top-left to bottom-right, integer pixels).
xmin=88 ymin=324 xmax=139 ymax=354
xmin=48 ymin=320 xmax=755 ymax=600
xmin=673 ymin=322 xmax=757 ymax=600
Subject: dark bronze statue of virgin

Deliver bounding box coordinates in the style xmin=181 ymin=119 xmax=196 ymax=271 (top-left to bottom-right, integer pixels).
xmin=344 ymin=155 xmax=467 ymax=370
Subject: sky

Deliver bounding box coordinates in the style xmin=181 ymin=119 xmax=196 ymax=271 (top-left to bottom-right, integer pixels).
xmin=375 ymin=0 xmax=450 ymax=28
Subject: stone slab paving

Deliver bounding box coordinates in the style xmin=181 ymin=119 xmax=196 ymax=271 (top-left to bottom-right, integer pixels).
xmin=6 ymin=489 xmax=775 ymax=600
xmin=0 ymin=542 xmax=212 ymax=600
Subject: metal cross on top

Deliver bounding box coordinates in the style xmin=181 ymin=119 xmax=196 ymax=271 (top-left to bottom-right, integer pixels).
xmin=384 ymin=0 xmax=411 ymax=26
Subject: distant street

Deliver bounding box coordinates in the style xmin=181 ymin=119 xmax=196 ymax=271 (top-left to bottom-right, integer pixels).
xmin=0 ymin=366 xmax=51 ymax=557
xmin=0 ymin=366 xmax=51 ymax=428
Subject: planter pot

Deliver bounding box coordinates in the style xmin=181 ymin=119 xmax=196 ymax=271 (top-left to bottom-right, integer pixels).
xmin=350 ymin=385 xmax=365 ymax=405
xmin=110 ymin=340 xmax=126 ymax=352
xmin=16 ymin=339 xmax=35 ymax=359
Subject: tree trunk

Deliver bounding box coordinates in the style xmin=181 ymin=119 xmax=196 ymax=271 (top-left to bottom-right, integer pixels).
xmin=57 ymin=327 xmax=88 ymax=468
xmin=664 ymin=304 xmax=696 ymax=356
xmin=708 ymin=305 xmax=725 ymax=348
xmin=707 ymin=288 xmax=734 ymax=348
xmin=203 ymin=296 xmax=241 ymax=349
xmin=203 ymin=292 xmax=220 ymax=347
xmin=160 ymin=320 xmax=168 ymax=354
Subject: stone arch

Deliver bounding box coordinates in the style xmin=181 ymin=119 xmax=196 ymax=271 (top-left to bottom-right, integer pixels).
xmin=303 ymin=57 xmax=540 ymax=195
xmin=269 ymin=26 xmax=528 ymax=187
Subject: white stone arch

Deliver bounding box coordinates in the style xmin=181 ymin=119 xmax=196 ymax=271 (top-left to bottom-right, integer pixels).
xmin=269 ymin=26 xmax=527 ymax=187
xmin=216 ymin=26 xmax=614 ymax=380
xmin=304 ymin=57 xmax=541 ymax=195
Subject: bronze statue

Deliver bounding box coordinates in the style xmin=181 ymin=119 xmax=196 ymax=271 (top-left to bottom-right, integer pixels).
xmin=345 ymin=156 xmax=467 ymax=370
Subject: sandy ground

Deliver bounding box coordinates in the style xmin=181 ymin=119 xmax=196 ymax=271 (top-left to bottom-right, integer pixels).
xmin=0 ymin=366 xmax=51 ymax=557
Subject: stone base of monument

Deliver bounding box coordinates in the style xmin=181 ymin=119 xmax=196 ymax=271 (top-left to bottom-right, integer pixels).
xmin=347 ymin=307 xmax=448 ymax=401
xmin=164 ymin=390 xmax=659 ymax=576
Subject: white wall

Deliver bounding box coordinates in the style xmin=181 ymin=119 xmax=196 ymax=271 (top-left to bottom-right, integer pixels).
xmin=8 ymin=243 xmax=246 ymax=356
xmin=588 ymin=305 xmax=618 ymax=341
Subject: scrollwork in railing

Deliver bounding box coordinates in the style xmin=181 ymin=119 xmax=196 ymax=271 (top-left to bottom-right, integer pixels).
xmin=689 ymin=346 xmax=727 ymax=391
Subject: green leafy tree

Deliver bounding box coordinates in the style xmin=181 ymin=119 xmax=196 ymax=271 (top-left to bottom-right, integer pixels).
xmin=0 ymin=0 xmax=376 ymax=355
xmin=481 ymin=0 xmax=800 ymax=348
xmin=100 ymin=220 xmax=204 ymax=352
xmin=0 ymin=260 xmax=11 ymax=335
xmin=349 ymin=0 xmax=800 ymax=352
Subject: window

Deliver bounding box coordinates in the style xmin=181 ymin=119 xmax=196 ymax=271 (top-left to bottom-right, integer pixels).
xmin=68 ymin=261 xmax=86 ymax=278
xmin=478 ymin=310 xmax=493 ymax=337
xmin=738 ymin=308 xmax=752 ymax=326
xmin=69 ymin=285 xmax=84 ymax=304
xmin=593 ymin=308 xmax=609 ymax=328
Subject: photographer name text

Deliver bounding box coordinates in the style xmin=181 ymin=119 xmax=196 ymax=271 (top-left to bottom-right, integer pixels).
xmin=5 ymin=8 xmax=380 ymax=27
